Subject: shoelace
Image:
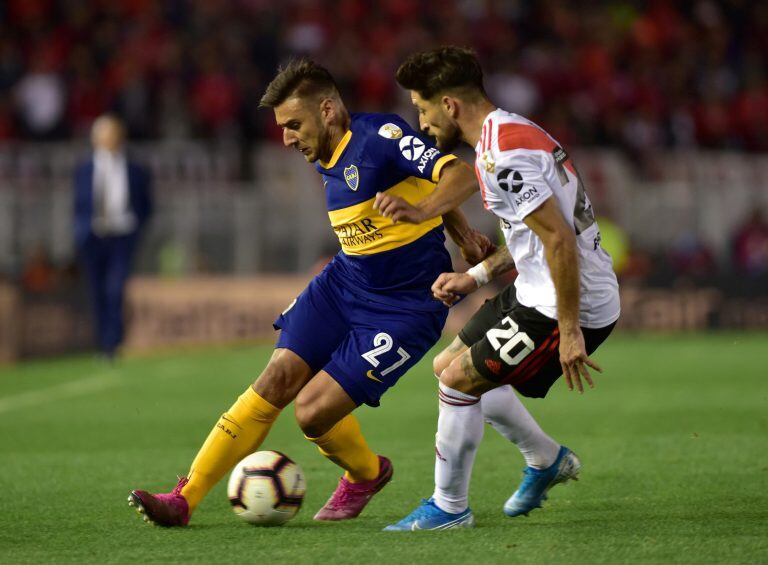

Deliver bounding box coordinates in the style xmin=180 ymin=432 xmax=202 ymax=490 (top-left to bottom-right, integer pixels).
xmin=402 ymin=499 xmax=437 ymax=521
xmin=326 ymin=477 xmax=377 ymax=509
xmin=171 ymin=476 xmax=189 ymax=496
xmin=517 ymin=468 xmax=544 ymax=491
xmin=325 ymin=479 xmax=355 ymax=509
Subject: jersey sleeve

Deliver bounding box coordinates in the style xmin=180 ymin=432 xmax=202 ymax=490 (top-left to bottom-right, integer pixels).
xmin=491 ymin=150 xmax=553 ymax=221
xmin=368 ymin=115 xmax=457 ymax=183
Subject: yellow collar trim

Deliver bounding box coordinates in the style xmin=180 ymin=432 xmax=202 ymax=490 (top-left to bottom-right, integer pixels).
xmin=319 ymin=130 xmax=353 ymax=169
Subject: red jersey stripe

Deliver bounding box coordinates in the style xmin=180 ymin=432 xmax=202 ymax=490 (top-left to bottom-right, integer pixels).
xmin=506 ymin=327 xmax=560 ymax=383
xmin=438 ymin=390 xmax=479 ymax=406
xmin=514 ymin=332 xmax=561 ymax=387
xmin=508 ymin=337 xmax=554 ymax=384
xmin=474 ymin=162 xmax=490 ymax=210
xmin=497 ymin=123 xmax=557 ymax=152
xmin=498 ymin=122 xmax=576 ymax=175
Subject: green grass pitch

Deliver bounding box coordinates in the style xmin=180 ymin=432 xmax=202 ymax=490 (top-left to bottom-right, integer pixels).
xmin=1 ymin=333 xmax=766 ymax=564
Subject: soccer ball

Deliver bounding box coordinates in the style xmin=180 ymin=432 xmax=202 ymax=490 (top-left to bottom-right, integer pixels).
xmin=227 ymin=450 xmax=306 ymax=526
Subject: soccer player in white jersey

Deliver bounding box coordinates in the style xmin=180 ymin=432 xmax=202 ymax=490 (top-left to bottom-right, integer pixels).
xmin=375 ymin=46 xmax=621 ymax=530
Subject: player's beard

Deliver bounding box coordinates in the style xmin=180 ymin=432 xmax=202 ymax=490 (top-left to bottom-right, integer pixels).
xmin=313 ymin=124 xmax=334 ymax=164
xmin=435 ymin=120 xmax=462 ymax=152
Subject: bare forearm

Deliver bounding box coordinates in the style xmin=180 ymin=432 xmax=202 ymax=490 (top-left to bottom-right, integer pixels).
xmin=478 ymin=245 xmax=515 ymax=279
xmin=417 ymin=161 xmax=477 ymax=220
xmin=544 ymin=232 xmax=580 ymax=333
xmin=442 ymin=209 xmax=472 ymax=246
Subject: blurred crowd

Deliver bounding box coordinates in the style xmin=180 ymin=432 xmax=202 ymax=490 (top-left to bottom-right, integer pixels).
xmin=4 ymin=0 xmax=768 ymax=296
xmin=1 ymin=0 xmax=768 ymax=151
xmin=622 ymin=210 xmax=768 ymax=292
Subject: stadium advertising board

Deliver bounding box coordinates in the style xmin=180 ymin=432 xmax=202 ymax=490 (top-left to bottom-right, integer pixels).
xmin=3 ymin=278 xmax=768 ymax=360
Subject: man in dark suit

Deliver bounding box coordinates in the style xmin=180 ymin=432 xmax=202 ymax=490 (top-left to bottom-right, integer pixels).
xmin=74 ymin=115 xmax=152 ymax=359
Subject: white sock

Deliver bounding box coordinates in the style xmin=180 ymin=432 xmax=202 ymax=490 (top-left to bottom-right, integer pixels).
xmin=480 ymin=385 xmax=560 ymax=469
xmin=432 ymin=383 xmax=484 ymax=514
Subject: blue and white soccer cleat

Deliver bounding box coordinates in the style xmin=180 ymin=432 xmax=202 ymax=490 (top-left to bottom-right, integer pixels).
xmin=503 ymin=446 xmax=581 ymax=518
xmin=383 ymin=498 xmax=475 ymax=531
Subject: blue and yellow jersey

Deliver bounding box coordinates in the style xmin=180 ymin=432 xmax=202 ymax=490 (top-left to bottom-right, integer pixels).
xmin=316 ymin=113 xmax=457 ymax=312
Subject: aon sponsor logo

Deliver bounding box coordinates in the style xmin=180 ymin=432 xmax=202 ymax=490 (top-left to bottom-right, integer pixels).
xmin=514 ymin=187 xmax=539 ymax=207
xmin=417 ymin=147 xmax=439 ymax=173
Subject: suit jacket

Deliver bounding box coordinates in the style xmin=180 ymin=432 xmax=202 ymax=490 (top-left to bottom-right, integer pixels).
xmin=73 ymin=155 xmax=153 ymax=247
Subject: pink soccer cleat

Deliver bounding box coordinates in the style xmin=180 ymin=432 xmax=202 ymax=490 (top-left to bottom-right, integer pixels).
xmin=128 ymin=477 xmax=191 ymax=527
xmin=313 ymin=456 xmax=393 ymax=521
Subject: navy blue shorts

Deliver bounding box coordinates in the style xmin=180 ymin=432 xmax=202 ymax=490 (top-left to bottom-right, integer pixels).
xmin=273 ymin=269 xmax=447 ymax=407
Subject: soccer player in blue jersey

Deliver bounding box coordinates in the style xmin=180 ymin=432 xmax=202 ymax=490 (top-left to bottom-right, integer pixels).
xmin=128 ymin=59 xmax=493 ymax=526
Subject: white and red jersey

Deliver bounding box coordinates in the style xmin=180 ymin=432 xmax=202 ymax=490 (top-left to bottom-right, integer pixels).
xmin=474 ymin=109 xmax=620 ymax=328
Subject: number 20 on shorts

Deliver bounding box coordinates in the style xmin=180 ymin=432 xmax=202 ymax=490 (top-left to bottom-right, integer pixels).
xmin=486 ymin=317 xmax=535 ymax=366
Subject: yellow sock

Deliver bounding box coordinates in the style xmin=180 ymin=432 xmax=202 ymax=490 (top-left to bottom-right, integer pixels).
xmin=306 ymin=414 xmax=380 ymax=483
xmin=181 ymin=387 xmax=280 ymax=512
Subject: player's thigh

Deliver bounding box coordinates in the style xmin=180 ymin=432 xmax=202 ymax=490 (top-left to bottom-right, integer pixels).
xmin=514 ymin=321 xmax=615 ymax=398
xmin=468 ymin=299 xmax=561 ymax=396
xmin=293 ymin=371 xmax=358 ymax=437
xmin=325 ymin=307 xmax=447 ymax=408
xmin=457 ymin=283 xmax=519 ymax=347
xmin=434 ymin=289 xmax=521 ymax=389
xmin=271 ymin=270 xmax=348 ymax=377
xmin=259 ymin=273 xmax=349 ymax=406
xmin=470 ymin=302 xmax=617 ymax=398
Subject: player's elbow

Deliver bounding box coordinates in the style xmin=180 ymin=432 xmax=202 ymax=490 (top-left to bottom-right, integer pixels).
xmin=455 ymin=161 xmax=479 ymax=192
xmin=543 ymin=226 xmax=576 ymax=257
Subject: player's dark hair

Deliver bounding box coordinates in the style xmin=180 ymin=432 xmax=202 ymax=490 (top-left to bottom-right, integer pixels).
xmin=396 ymin=46 xmax=486 ymax=100
xmin=259 ymin=59 xmax=340 ymax=108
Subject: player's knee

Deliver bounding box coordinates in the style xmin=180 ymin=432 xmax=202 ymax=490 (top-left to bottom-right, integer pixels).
xmin=253 ymin=357 xmax=305 ymax=408
xmin=295 ymin=408 xmax=325 ymax=438
xmin=293 ymin=390 xmax=324 ymax=437
xmin=438 ymin=357 xmax=475 ymax=394
xmin=433 ymin=350 xmax=452 ymax=379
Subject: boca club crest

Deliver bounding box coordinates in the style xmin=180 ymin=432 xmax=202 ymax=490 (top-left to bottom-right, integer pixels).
xmin=344 ymin=164 xmax=359 ymax=191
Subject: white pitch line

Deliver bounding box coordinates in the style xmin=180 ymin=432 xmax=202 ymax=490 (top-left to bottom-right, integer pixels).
xmin=0 ymin=374 xmax=121 ymax=415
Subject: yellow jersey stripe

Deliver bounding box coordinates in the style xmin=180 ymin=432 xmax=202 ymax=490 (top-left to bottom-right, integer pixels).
xmin=328 ymin=177 xmax=443 ymax=255
xmin=431 ymin=154 xmax=458 ymax=182
xmin=319 ymin=130 xmax=353 ymax=169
